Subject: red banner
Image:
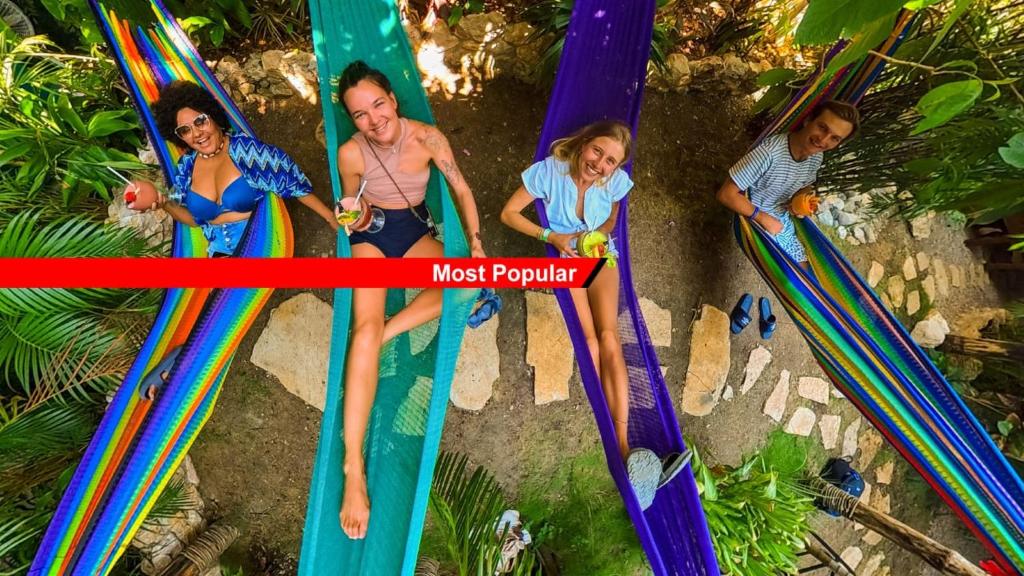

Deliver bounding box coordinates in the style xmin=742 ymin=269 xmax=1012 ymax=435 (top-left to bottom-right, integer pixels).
xmin=0 ymin=258 xmax=603 ymax=289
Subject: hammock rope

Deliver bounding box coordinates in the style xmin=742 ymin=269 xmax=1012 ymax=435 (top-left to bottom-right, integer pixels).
xmin=738 ymin=11 xmax=1024 ymax=574
xmin=30 ymin=1 xmax=292 ymax=574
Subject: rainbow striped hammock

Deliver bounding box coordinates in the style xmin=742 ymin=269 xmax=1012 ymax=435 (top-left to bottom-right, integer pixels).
xmin=737 ymin=11 xmax=1024 ymax=574
xmin=30 ymin=1 xmax=293 ymax=574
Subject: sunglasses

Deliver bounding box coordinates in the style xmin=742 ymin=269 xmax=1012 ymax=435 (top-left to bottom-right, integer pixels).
xmin=174 ymin=113 xmax=210 ymax=139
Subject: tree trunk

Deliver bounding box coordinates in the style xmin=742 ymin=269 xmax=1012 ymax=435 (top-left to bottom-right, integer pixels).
xmin=810 ymin=478 xmax=986 ymax=576
xmin=940 ymin=334 xmax=1024 ymax=361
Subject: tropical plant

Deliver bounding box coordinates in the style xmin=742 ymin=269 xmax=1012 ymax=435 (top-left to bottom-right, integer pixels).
xmin=520 ymin=0 xmax=676 ymax=82
xmin=693 ymin=436 xmax=817 ymax=576
xmin=0 ymin=31 xmax=149 ymax=224
xmin=772 ymin=0 xmax=1024 ymax=223
xmin=427 ymin=451 xmax=546 ymax=576
xmin=248 ymin=0 xmax=308 ymax=45
xmin=0 ymin=213 xmax=160 ymax=573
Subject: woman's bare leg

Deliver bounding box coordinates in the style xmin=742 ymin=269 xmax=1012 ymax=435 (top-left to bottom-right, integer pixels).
xmin=340 ymin=243 xmax=387 ymax=540
xmin=587 ymin=265 xmax=629 ymax=460
xmin=381 ymin=235 xmax=445 ymax=343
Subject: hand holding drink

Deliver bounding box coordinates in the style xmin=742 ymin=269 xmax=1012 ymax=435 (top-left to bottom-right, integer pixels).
xmin=336 ymin=195 xmax=372 ymax=233
xmin=124 ymin=180 xmax=161 ymax=211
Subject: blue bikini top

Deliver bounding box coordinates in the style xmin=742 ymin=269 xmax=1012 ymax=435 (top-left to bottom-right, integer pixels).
xmin=185 ymin=177 xmax=258 ymax=224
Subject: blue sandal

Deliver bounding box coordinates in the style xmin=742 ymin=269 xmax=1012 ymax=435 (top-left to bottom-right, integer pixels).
xmin=467 ymin=288 xmax=502 ymax=329
xmin=730 ymin=293 xmax=754 ymax=334
xmin=627 ymin=448 xmax=662 ymax=511
xmin=657 ymin=449 xmax=693 ymax=489
xmin=759 ymin=297 xmax=777 ymax=340
xmin=138 ymin=346 xmax=182 ymax=400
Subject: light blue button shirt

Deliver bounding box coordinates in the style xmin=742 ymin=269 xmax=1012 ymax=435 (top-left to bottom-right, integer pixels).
xmin=522 ymin=156 xmax=633 ymax=254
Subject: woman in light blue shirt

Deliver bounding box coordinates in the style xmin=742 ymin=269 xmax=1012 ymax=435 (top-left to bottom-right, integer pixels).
xmin=501 ymin=120 xmax=634 ymax=460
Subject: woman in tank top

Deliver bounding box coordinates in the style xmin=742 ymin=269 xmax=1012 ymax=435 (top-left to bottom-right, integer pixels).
xmin=334 ymin=60 xmax=485 ymax=540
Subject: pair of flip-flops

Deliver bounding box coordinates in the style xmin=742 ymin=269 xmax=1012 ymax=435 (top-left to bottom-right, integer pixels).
xmin=137 ymin=346 xmax=182 ymax=400
xmin=730 ymin=293 xmax=777 ymax=339
xmin=627 ymin=448 xmax=693 ymax=510
xmin=467 ymin=288 xmax=502 ymax=329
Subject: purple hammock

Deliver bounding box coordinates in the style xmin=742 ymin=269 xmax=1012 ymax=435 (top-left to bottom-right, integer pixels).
xmin=532 ymin=0 xmax=718 ymax=574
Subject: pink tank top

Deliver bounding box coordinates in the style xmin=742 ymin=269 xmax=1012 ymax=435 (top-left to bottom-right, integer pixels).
xmin=352 ymin=119 xmax=430 ymax=206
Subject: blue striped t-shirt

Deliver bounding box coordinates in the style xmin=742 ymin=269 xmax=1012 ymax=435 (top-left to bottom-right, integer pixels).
xmin=728 ymin=133 xmax=821 ymax=214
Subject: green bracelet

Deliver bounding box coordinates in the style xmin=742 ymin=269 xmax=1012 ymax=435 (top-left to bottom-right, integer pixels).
xmin=539 ymin=228 xmax=552 ymax=243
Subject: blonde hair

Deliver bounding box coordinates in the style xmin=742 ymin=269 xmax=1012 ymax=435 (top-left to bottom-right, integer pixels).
xmin=549 ymin=120 xmax=633 ymax=182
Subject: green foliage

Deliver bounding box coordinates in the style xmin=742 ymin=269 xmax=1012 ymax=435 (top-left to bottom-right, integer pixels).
xmin=794 ymin=0 xmax=907 ymax=46
xmin=516 ymin=446 xmax=645 ymax=575
xmin=429 ymin=452 xmax=545 ymax=576
xmin=249 ymin=0 xmax=308 ymax=46
xmin=521 ymin=0 xmax=676 ymax=83
xmin=0 ymin=32 xmax=148 ymax=221
xmin=446 ymin=0 xmax=486 ymax=28
xmin=164 ymin=0 xmax=253 ymax=47
xmin=816 ymin=0 xmax=1024 ymax=223
xmin=694 ymin=436 xmax=816 ymax=576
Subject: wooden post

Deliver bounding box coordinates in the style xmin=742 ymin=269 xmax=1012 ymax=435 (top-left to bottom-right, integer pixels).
xmin=939 ymin=334 xmax=1024 ymax=362
xmin=810 ymin=478 xmax=987 ymax=576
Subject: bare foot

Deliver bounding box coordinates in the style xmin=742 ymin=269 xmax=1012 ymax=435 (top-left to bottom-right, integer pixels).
xmin=339 ymin=465 xmax=370 ymax=539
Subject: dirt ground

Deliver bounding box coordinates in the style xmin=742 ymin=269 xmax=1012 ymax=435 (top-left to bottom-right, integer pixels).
xmin=188 ymin=75 xmax=1008 ymax=574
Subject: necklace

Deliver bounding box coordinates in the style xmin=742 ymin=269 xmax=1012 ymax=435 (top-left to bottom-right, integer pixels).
xmin=366 ymin=119 xmax=404 ymax=157
xmin=198 ymin=135 xmax=226 ymax=160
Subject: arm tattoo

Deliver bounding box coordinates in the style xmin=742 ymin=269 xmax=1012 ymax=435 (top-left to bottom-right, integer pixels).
xmin=421 ymin=128 xmax=444 ymax=152
xmin=440 ymin=158 xmax=464 ymax=186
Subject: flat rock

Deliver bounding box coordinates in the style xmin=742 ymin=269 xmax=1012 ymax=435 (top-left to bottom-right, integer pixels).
xmin=906 ymin=290 xmax=921 ymax=315
xmin=639 ymin=297 xmax=672 ymax=348
xmin=682 ymin=304 xmax=731 ymax=416
xmin=862 ymin=530 xmax=884 ymax=546
xmin=784 ymin=407 xmax=817 ymax=436
xmin=880 ymin=293 xmax=893 ymax=311
xmin=450 ymin=312 xmax=500 ymax=411
xmin=886 ymin=276 xmax=905 ymax=308
xmin=840 ymin=546 xmax=864 ymax=570
xmin=902 ymin=256 xmax=918 ymax=281
xmin=740 ymin=345 xmax=772 ymax=395
xmin=857 ymin=429 xmax=884 ymax=469
xmin=819 ymin=414 xmax=841 ymax=450
xmin=763 ymin=369 xmax=791 ymax=423
xmin=251 ymin=293 xmax=332 ymax=411
xmin=870 ymin=487 xmax=891 ymax=515
xmin=842 ymin=417 xmax=862 ymax=457
xmin=862 ymin=553 xmax=886 ymax=576
xmin=910 ymin=213 xmax=932 ymax=238
xmin=911 ymin=310 xmax=950 ymax=348
xmin=527 ymin=292 xmax=574 ymax=405
xmin=950 ymin=264 xmax=963 ymax=287
xmin=922 ymin=274 xmax=936 ymax=304
xmin=798 ymin=376 xmax=830 ymax=404
xmin=933 ymin=258 xmax=950 ymax=297
xmin=721 ymin=385 xmax=734 ymax=401
xmin=875 ymin=460 xmax=894 ymax=485
xmin=867 ymin=261 xmax=885 ymax=288
xmin=916 ymin=251 xmax=930 ymax=271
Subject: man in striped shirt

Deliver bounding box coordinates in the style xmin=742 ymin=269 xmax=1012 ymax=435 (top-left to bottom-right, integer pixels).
xmin=717 ymin=100 xmax=860 ymax=267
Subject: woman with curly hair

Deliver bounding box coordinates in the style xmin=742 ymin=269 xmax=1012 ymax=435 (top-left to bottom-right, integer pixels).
xmin=127 ymin=80 xmax=338 ymax=255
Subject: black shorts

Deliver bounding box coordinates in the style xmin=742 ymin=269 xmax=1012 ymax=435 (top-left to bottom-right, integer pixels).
xmin=349 ymin=203 xmax=432 ymax=258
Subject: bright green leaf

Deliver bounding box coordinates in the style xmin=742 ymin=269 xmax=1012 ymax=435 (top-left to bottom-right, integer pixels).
xmin=795 ymin=0 xmax=905 ymax=46
xmin=938 ymin=59 xmax=978 ymax=73
xmin=998 ymin=132 xmax=1024 ymax=168
xmin=998 ymin=419 xmax=1014 ymax=436
xmin=85 ymin=111 xmax=136 ymax=138
xmin=925 ymin=0 xmax=975 ymax=58
xmin=823 ymin=12 xmax=898 ymax=79
xmin=756 ymin=68 xmax=797 ymax=87
xmin=904 ymin=0 xmax=944 ymax=8
xmin=911 ymin=79 xmax=983 ymax=135
xmin=209 ymin=24 xmax=225 ymax=47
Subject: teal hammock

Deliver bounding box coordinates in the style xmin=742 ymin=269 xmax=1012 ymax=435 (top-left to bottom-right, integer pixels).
xmin=737 ymin=11 xmax=1024 ymax=574
xmin=299 ymin=1 xmax=477 ymax=574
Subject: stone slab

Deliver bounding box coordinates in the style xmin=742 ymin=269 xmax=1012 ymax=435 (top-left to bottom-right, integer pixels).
xmin=681 ymin=304 xmax=731 ymax=416
xmin=819 ymin=414 xmax=842 ymax=450
xmin=797 ymin=376 xmax=830 ymax=404
xmin=784 ymin=406 xmax=817 ymax=436
xmin=527 ymin=291 xmax=574 ymax=405
xmin=740 ymin=345 xmax=772 ymax=395
xmin=639 ymin=297 xmax=672 ymax=348
xmin=251 ymin=293 xmax=332 ymax=411
xmin=451 ymin=312 xmax=500 ymax=410
xmin=763 ymin=369 xmax=791 ymax=423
